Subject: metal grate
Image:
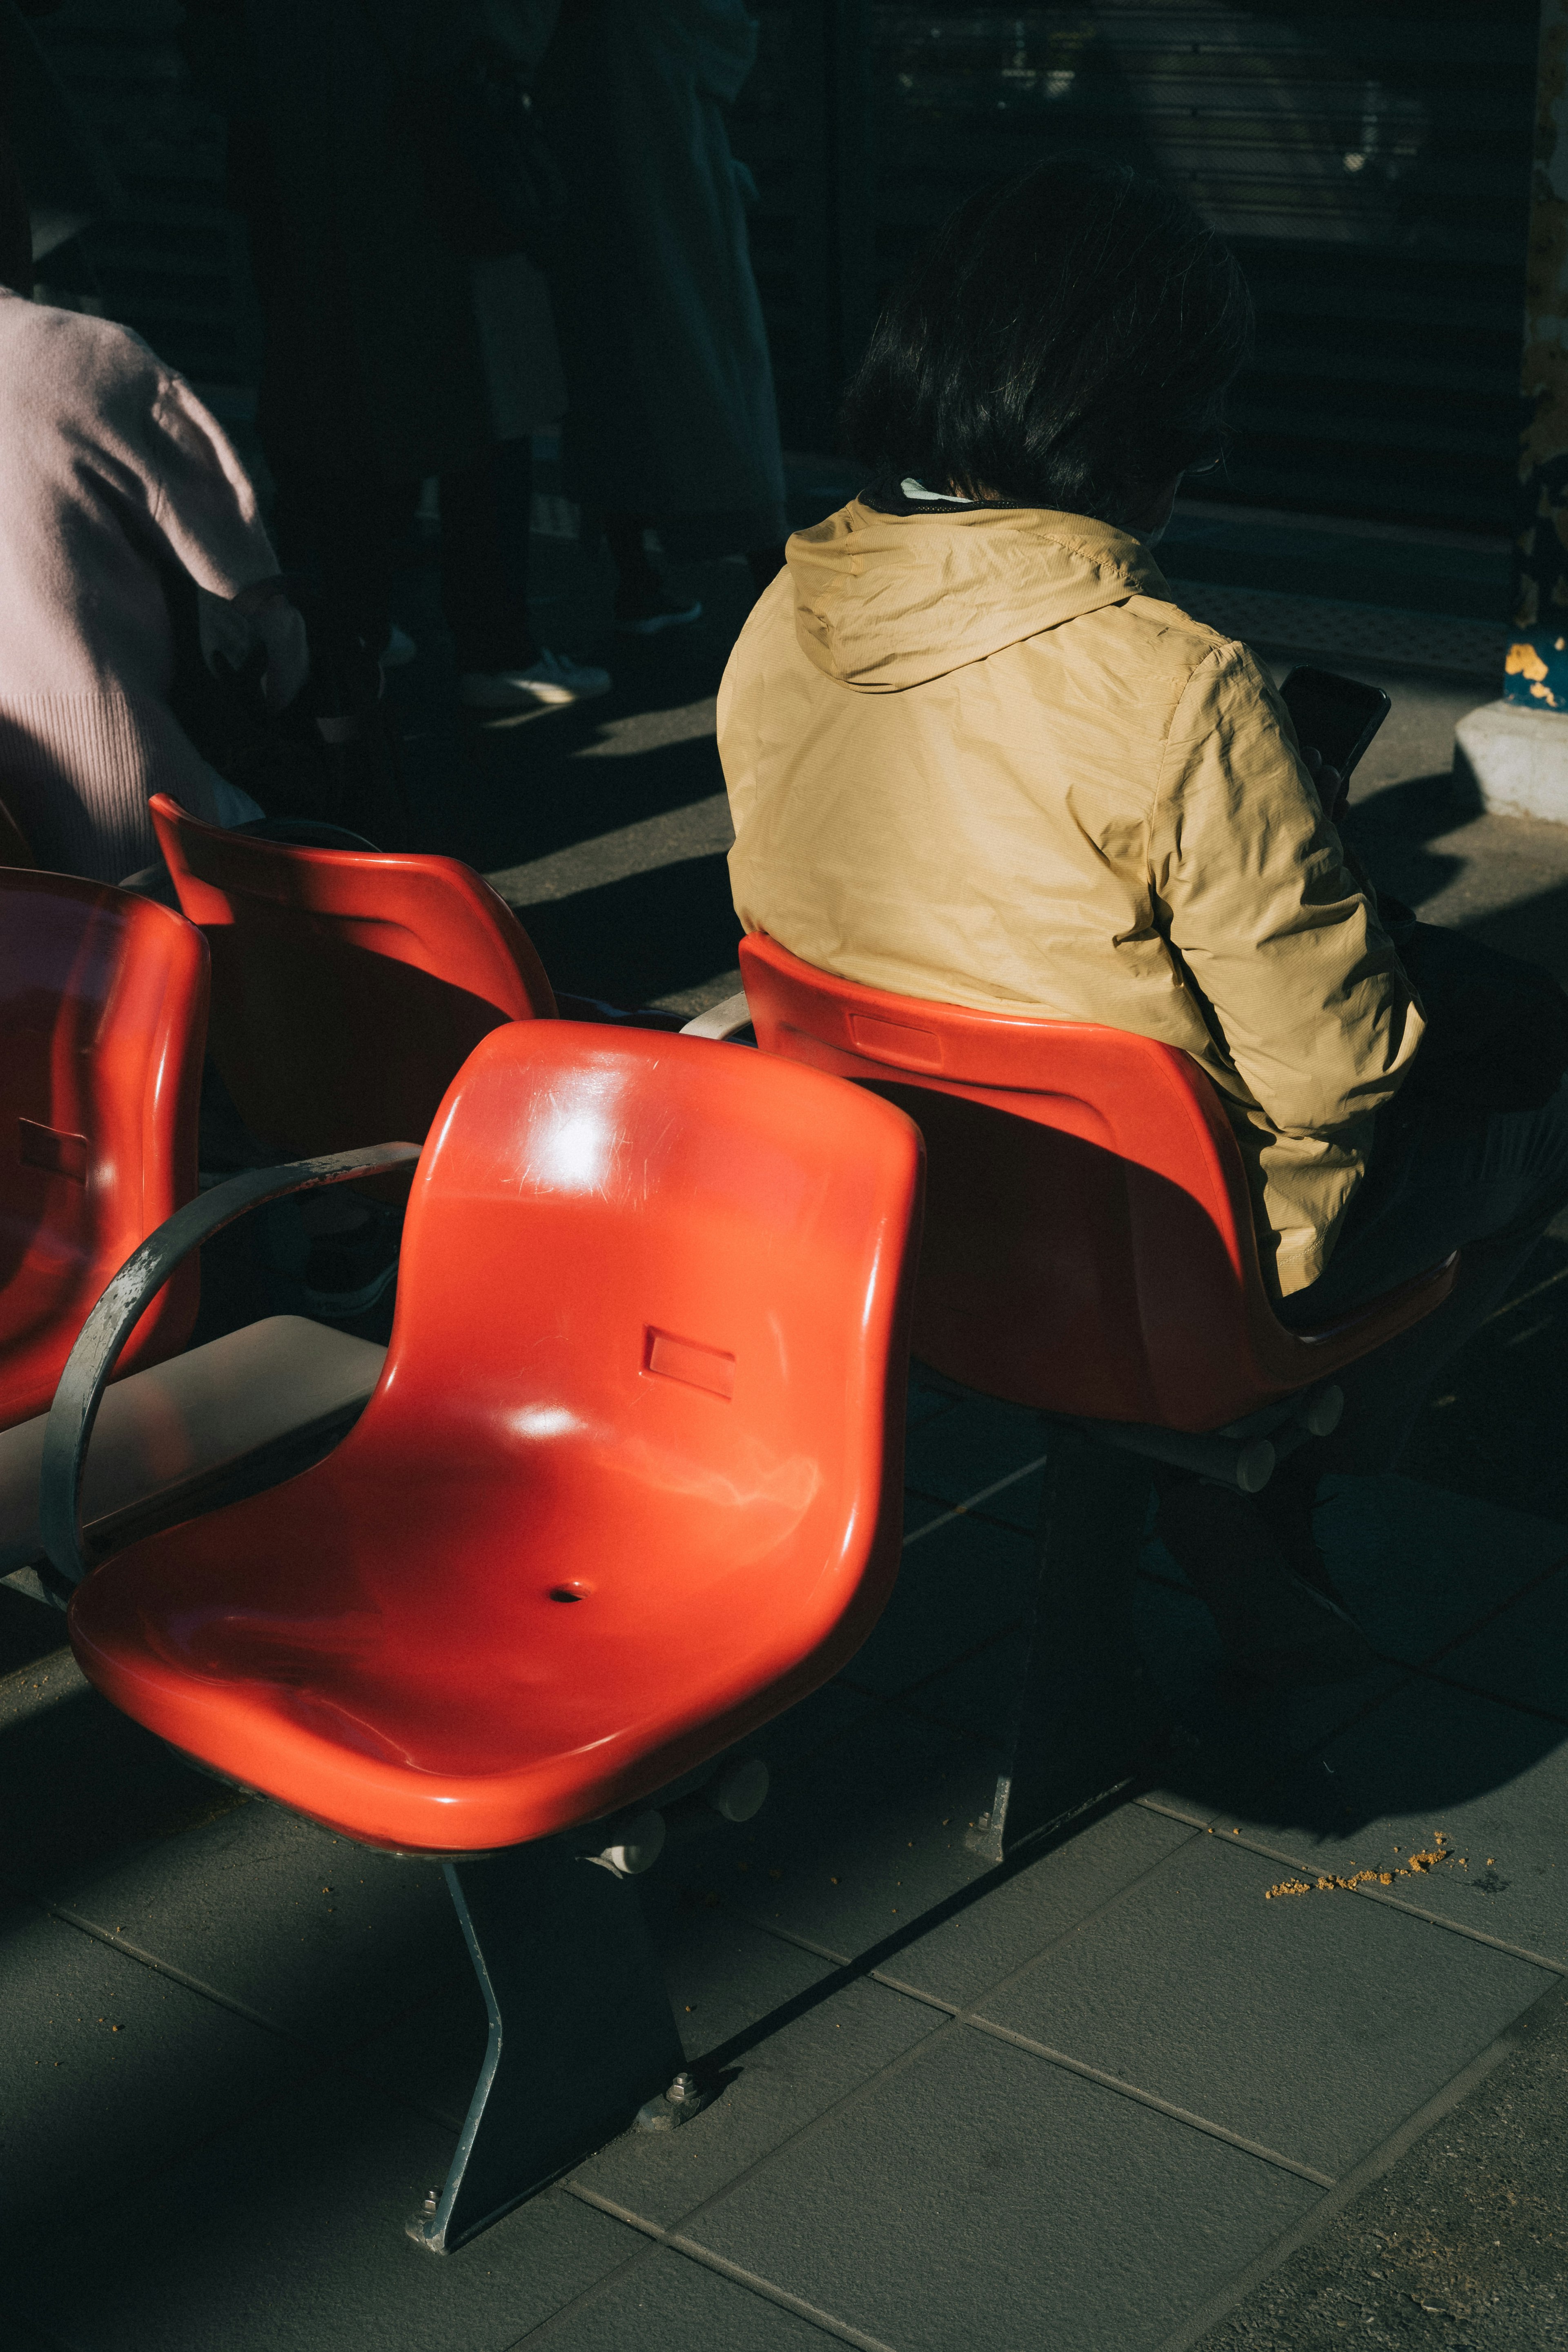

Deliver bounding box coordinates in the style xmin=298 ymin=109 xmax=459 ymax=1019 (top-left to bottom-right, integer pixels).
xmin=730 ymin=2 xmax=1537 ymax=532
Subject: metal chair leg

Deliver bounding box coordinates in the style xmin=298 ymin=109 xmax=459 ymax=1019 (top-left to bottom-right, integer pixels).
xmin=967 ymin=1427 xmax=1172 ymax=1864
xmin=407 ymin=1839 xmax=685 ymax=2254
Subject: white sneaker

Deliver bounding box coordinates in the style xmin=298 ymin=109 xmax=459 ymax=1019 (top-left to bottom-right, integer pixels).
xmin=458 ymin=647 xmax=613 ymax=711
xmin=614 ymin=591 xmax=703 ymax=637
xmin=380 ymin=623 xmax=417 ymax=669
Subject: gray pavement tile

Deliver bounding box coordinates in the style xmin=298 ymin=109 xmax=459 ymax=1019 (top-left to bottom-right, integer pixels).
xmin=1188 ymin=1976 xmax=1568 ymax=2352
xmin=687 ymin=2023 xmax=1320 ymax=2352
xmin=0 ymin=1893 xmax=316 ymax=2236
xmin=900 ymin=1395 xmax=1046 ymax=1531
xmin=977 ymin=1833 xmax=1551 ymax=2181
xmin=724 ymin=1701 xmax=1001 ymax=1962
xmin=531 ymin=2246 xmax=843 ymax=2350
xmin=1135 ymin=1556 xmax=1409 ymax=1782
xmin=573 ymin=1968 xmax=940 ymax=2229
xmin=1200 ymin=1677 xmax=1568 ymax=1967
xmin=880 ymin=1799 xmax=1198 ymax=2011
xmin=0 ymin=1678 xmax=247 ymax=1893
xmin=888 ymin=1627 xmax=1023 ymax=1748
xmin=1438 ymin=1558 xmax=1568 ymax=1722
xmin=840 ymin=1512 xmax=1035 ymax=1701
xmin=3 ymin=2069 xmax=638 ymax=2352
xmin=38 ymin=1797 xmax=463 ymax=2047
xmin=0 ymin=1588 xmax=67 ymax=1680
xmin=750 ymin=1679 xmax=879 ymax=1775
xmin=5 ymin=2317 xmax=64 ymax=2352
xmin=1313 ymin=1473 xmax=1568 ymax=1667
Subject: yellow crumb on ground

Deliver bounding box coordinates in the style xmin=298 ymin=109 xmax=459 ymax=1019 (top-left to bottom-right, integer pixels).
xmin=1264 ymin=1833 xmax=1470 ymax=1901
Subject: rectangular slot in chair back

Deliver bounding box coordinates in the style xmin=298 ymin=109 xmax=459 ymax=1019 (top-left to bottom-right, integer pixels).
xmin=847 ymin=1013 xmax=944 ymax=1071
xmin=644 ymin=1327 xmax=736 ymax=1400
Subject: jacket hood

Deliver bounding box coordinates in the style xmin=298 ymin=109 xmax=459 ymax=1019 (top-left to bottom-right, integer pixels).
xmin=788 ymin=499 xmax=1169 ymax=692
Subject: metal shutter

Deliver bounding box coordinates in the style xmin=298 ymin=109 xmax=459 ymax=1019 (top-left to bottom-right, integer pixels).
xmin=731 ymin=2 xmax=1537 ymax=532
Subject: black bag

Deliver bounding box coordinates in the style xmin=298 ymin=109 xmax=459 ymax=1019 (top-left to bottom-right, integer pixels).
xmin=360 ymin=9 xmax=568 ymax=265
xmin=1378 ymin=892 xmax=1568 ymax=1116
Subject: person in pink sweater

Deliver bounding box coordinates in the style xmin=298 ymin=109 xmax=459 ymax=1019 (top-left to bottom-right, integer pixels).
xmin=0 ymin=146 xmax=303 ymax=882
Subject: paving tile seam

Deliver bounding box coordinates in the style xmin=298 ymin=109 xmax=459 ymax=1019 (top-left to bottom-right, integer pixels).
xmin=722 ymin=1793 xmax=1197 ymax=2011
xmin=1481 ymin=1259 xmax=1568 ymax=1325
xmin=835 ymin=1616 xmax=1024 ymax=1711
xmin=900 ymin=1452 xmax=1051 ymax=1548
xmin=1 ymin=1880 xmax=309 ymax=2044
xmin=942 ymin=2018 xmax=1337 ymax=2188
xmin=869 ymin=1827 xmax=1207 ymax=2009
xmin=1132 ymin=1802 xmax=1568 ymax=1974
xmin=902 ymin=1483 xmax=1034 ymax=1539
xmin=498 ymin=2216 xmax=662 ymax=2349
xmin=0 ymin=1645 xmax=86 ymax=1728
xmin=2 ymin=1878 xmax=480 ymax=2134
xmin=560 ymin=2185 xmax=895 ymax=2352
xmin=1411 ymin=1540 xmax=1568 ymax=1675
xmin=708 ymin=1828 xmax=1352 ymax=2186
xmin=1398 ymin=1655 xmax=1568 ymax=1731
xmin=1147 ymin=1973 xmax=1568 ymax=2352
xmin=581 ymin=2011 xmax=964 ymax=2248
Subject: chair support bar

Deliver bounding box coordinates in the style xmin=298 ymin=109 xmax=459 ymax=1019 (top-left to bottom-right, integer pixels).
xmin=40 ymin=1142 xmax=421 ymax=1590
xmin=678 ymin=989 xmax=754 ymax=1042
xmin=1067 ymin=1380 xmax=1345 ymax=1496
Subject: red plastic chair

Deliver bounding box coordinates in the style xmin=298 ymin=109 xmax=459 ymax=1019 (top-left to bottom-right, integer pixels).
xmin=47 ymin=1020 xmax=923 ymax=2250
xmin=149 ymin=792 xmax=557 ymax=1160
xmin=738 ymin=930 xmax=1455 ymax=1855
xmin=0 ymin=869 xmax=207 ymax=1432
xmin=738 ymin=932 xmax=1452 ymax=1433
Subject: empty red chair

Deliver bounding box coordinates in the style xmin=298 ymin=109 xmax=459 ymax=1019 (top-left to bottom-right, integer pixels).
xmin=738 ymin=931 xmax=1454 ymax=1854
xmin=0 ymin=869 xmax=207 ymax=1432
xmin=149 ymin=792 xmax=557 ymax=1160
xmin=48 ymin=1021 xmax=923 ymax=2249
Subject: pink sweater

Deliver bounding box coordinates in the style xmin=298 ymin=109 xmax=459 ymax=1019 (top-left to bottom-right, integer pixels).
xmin=0 ymin=288 xmax=281 ymax=881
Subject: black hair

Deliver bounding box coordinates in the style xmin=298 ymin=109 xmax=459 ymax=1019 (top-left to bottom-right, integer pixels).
xmin=841 ymin=157 xmax=1252 ymax=525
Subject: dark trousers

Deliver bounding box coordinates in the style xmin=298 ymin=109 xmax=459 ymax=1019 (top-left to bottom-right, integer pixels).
xmin=1280 ymin=1079 xmax=1568 ymax=1475
xmin=270 ymin=440 xmax=536 ymax=673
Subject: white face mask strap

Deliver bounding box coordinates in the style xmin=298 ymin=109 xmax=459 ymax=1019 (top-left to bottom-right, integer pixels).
xmin=899 ymin=477 xmax=972 ymax=505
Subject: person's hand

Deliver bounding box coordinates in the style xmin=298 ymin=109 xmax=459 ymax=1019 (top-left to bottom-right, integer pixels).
xmin=1300 ymin=744 xmax=1347 ymax=823
xmin=232 ymin=579 xmax=309 ymax=712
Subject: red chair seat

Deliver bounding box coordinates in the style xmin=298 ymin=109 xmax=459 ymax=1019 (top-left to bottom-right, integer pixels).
xmin=67 ymin=1022 xmax=924 ymax=1853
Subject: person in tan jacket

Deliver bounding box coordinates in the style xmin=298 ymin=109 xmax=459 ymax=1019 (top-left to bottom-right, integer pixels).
xmin=719 ymin=159 xmax=1568 ymax=1677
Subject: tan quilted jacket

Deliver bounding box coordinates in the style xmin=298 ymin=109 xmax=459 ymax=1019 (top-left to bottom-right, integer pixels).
xmin=718 ymin=499 xmax=1425 ymax=1299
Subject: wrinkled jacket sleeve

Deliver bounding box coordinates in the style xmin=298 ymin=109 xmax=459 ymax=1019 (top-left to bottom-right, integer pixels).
xmin=1150 ymin=641 xmax=1424 ymax=1137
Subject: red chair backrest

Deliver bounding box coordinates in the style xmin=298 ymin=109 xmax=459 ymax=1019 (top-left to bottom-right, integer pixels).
xmin=149 ymin=794 xmax=555 ymax=1157
xmin=739 ymin=931 xmax=1414 ymax=1432
xmin=0 ymin=869 xmax=206 ymax=1429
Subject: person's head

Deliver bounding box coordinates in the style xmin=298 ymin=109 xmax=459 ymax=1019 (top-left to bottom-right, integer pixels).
xmin=841 ymin=156 xmax=1252 ymax=530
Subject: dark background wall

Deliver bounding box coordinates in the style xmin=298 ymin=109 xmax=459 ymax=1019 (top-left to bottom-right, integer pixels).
xmin=730 ymin=2 xmax=1538 ymax=531
xmin=33 ymin=1 xmax=1540 ymax=535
